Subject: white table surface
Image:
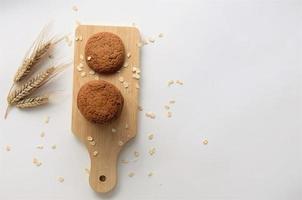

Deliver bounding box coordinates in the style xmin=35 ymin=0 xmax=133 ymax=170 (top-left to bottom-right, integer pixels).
xmin=0 ymin=0 xmax=301 ymax=199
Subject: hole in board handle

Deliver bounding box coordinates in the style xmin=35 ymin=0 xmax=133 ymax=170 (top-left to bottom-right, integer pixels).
xmin=99 ymin=175 xmax=106 ymax=182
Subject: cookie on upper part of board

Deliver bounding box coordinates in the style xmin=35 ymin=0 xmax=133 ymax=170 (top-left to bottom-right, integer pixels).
xmin=85 ymin=32 xmax=125 ymax=74
xmin=77 ymin=80 xmax=124 ymax=124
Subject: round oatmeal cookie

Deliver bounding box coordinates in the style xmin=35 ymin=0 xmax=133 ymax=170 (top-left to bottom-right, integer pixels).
xmin=85 ymin=32 xmax=125 ymax=74
xmin=77 ymin=80 xmax=124 ymax=124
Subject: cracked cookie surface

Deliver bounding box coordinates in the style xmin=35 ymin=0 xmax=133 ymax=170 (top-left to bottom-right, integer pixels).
xmin=85 ymin=32 xmax=125 ymax=74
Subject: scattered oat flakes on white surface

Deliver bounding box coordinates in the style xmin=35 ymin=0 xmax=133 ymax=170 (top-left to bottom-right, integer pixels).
xmin=128 ymin=172 xmax=135 ymax=177
xmin=169 ymin=100 xmax=176 ymax=104
xmin=111 ymin=128 xmax=117 ymax=133
xmin=87 ymin=136 xmax=93 ymax=141
xmin=72 ymin=5 xmax=78 ymax=12
xmin=5 ymin=145 xmax=11 ymax=152
xmin=149 ymin=147 xmax=156 ymax=156
xmin=93 ymin=151 xmax=98 ymax=156
xmin=121 ymin=159 xmax=129 ymax=164
xmin=148 ymin=133 xmax=154 ymax=140
xmin=167 ymin=80 xmax=174 ymax=86
xmin=134 ymin=151 xmax=140 ymax=157
xmin=36 ymin=145 xmax=44 ymax=150
xmin=127 ymin=52 xmax=131 ymax=58
xmin=44 ymin=116 xmax=50 ymax=124
xmin=51 ymin=145 xmax=57 ymax=150
xmin=145 ymin=112 xmax=156 ymax=119
xmin=176 ymin=80 xmax=184 ymax=85
xmin=57 ymin=176 xmax=64 ymax=183
xmin=148 ymin=37 xmax=155 ymax=43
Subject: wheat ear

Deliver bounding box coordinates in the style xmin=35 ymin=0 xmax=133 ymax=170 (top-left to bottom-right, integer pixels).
xmin=8 ymin=67 xmax=55 ymax=105
xmin=16 ymin=95 xmax=49 ymax=108
xmin=13 ymin=23 xmax=64 ymax=83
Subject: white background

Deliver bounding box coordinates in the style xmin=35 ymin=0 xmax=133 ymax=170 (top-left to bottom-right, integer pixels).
xmin=0 ymin=0 xmax=301 ymax=199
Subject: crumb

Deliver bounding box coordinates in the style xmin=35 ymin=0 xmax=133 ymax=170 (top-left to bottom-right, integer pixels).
xmin=169 ymin=100 xmax=176 ymax=104
xmin=148 ymin=37 xmax=155 ymax=43
xmin=148 ymin=172 xmax=153 ymax=177
xmin=89 ymin=141 xmax=96 ymax=146
xmin=119 ymin=76 xmax=124 ymax=83
xmin=33 ymin=158 xmax=42 ymax=167
xmin=80 ymin=72 xmax=86 ymax=77
xmin=127 ymin=52 xmax=131 ymax=58
xmin=203 ymin=139 xmax=208 ymax=145
xmin=148 ymin=133 xmax=154 ymax=140
xmin=132 ymin=73 xmax=140 ymax=80
xmin=123 ymin=81 xmax=129 ymax=88
xmin=149 ymin=147 xmax=156 ymax=156
xmin=40 ymin=132 xmax=45 ymax=138
xmin=136 ymin=42 xmax=143 ymax=48
xmin=145 ymin=112 xmax=156 ymax=119
xmin=44 ymin=116 xmax=50 ymax=124
xmin=176 ymin=80 xmax=184 ymax=85
xmin=79 ymin=35 xmax=83 ymax=41
xmin=118 ymin=141 xmax=124 ymax=146
xmin=167 ymin=111 xmax=172 ymax=118
xmin=5 ymin=145 xmax=11 ymax=152
xmin=128 ymin=172 xmax=135 ymax=177
xmin=94 ymin=76 xmax=99 ymax=80
xmin=138 ymin=106 xmax=143 ymax=111
xmin=164 ymin=105 xmax=170 ymax=110
xmin=72 ymin=5 xmax=78 ymax=12
xmin=80 ymin=54 xmax=84 ymax=60
xmin=134 ymin=151 xmax=140 ymax=157
xmin=158 ymin=33 xmax=164 ymax=38
xmin=85 ymin=168 xmax=90 ymax=174
xmin=87 ymin=56 xmax=92 ymax=61
xmin=36 ymin=145 xmax=43 ymax=150
xmin=123 ymin=62 xmax=129 ymax=68
xmin=111 ymin=128 xmax=117 ymax=133
xmin=57 ymin=176 xmax=64 ymax=183
xmin=125 ymin=123 xmax=129 ymax=129
xmin=121 ymin=159 xmax=129 ymax=164
xmin=87 ymin=136 xmax=93 ymax=141
xmin=135 ymin=83 xmax=140 ymax=89
xmin=93 ymin=151 xmax=98 ymax=156
xmin=168 ymin=80 xmax=174 ymax=86
xmin=88 ymin=70 xmax=95 ymax=75
xmin=51 ymin=145 xmax=57 ymax=150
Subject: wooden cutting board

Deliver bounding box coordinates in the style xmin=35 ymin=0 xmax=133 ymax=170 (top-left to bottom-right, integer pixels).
xmin=71 ymin=25 xmax=140 ymax=193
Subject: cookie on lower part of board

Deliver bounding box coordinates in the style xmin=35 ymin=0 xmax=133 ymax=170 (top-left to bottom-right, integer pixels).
xmin=85 ymin=32 xmax=125 ymax=74
xmin=77 ymin=80 xmax=124 ymax=124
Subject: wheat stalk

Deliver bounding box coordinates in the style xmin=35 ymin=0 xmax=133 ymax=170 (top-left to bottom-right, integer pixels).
xmin=14 ymin=42 xmax=52 ymax=82
xmin=16 ymin=95 xmax=49 ymax=108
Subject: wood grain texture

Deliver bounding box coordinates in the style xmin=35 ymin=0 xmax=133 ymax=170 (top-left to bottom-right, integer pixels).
xmin=71 ymin=25 xmax=140 ymax=193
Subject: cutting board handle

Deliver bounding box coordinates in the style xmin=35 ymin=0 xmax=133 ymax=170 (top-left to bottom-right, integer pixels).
xmin=89 ymin=148 xmax=120 ymax=193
